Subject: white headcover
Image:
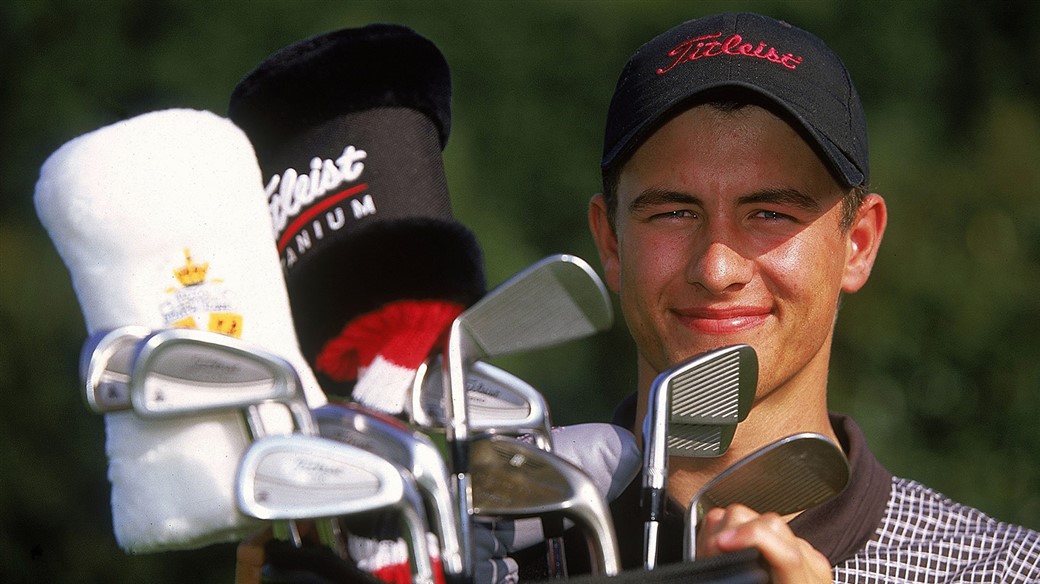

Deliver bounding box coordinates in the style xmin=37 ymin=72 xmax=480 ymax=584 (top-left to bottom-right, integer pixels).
xmin=34 ymin=108 xmax=328 ymax=552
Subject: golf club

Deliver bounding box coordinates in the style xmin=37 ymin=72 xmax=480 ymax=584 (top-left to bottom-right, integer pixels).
xmin=411 ymin=357 xmax=563 ymax=576
xmin=470 ymin=435 xmax=621 ymax=576
xmin=128 ymin=328 xmax=316 ymax=437
xmin=313 ymin=400 xmax=465 ymax=584
xmin=441 ymin=254 xmax=613 ymax=579
xmin=411 ymin=357 xmax=554 ymax=451
xmin=80 ymin=325 xmax=151 ymax=413
xmin=237 ymin=434 xmax=436 ymax=584
xmin=642 ymin=344 xmax=757 ymax=570
xmin=128 ymin=328 xmax=329 ymax=549
xmin=684 ymin=432 xmax=850 ymax=560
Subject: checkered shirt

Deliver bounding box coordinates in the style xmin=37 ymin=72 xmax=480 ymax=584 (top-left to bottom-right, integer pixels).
xmin=832 ymin=477 xmax=1040 ymax=583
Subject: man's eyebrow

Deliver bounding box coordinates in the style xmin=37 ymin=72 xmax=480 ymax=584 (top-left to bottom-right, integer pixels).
xmin=627 ymin=187 xmax=824 ymax=214
xmin=628 ymin=188 xmax=702 ymax=214
xmin=738 ymin=188 xmax=822 ymax=212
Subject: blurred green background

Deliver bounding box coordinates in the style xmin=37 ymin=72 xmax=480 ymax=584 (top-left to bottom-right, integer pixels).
xmin=2 ymin=0 xmax=1038 ymax=582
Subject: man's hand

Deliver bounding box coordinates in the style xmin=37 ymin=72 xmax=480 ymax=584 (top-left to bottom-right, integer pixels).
xmin=235 ymin=528 xmax=272 ymax=584
xmin=697 ymin=504 xmax=831 ymax=584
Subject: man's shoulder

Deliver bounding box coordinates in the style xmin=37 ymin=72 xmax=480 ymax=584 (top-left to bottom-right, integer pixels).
xmin=833 ymin=476 xmax=1040 ymax=583
xmin=885 ymin=476 xmax=1039 ymax=542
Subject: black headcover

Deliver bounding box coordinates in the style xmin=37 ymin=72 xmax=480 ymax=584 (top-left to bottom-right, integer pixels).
xmin=228 ymin=24 xmax=486 ymax=383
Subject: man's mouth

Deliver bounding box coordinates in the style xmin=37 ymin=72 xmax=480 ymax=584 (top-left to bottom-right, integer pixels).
xmin=673 ymin=306 xmax=771 ymax=335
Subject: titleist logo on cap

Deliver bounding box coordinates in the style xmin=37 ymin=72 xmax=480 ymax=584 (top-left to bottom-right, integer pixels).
xmin=657 ymin=32 xmax=803 ymax=75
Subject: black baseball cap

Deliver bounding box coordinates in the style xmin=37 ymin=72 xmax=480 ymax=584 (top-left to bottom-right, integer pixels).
xmin=602 ymin=12 xmax=868 ymax=188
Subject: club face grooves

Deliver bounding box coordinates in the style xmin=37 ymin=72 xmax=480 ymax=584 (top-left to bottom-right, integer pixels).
xmin=459 ymin=255 xmax=613 ymax=359
xmin=666 ymin=424 xmax=736 ymax=457
xmin=669 ymin=346 xmax=756 ymax=425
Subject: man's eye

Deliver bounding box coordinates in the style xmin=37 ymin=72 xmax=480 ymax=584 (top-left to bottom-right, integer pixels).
xmin=754 ymin=210 xmax=793 ymax=221
xmin=654 ymin=209 xmax=696 ymax=220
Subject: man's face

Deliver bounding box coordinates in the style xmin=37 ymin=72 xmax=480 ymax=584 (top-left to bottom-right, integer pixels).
xmin=593 ymin=104 xmax=867 ymax=402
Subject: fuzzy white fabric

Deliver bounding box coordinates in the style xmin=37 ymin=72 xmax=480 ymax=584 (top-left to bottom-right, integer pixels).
xmin=34 ymin=109 xmax=327 ymax=552
xmin=353 ymin=354 xmax=414 ymax=413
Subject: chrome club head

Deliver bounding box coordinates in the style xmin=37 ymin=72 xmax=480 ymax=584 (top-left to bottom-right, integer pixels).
xmin=314 ymin=401 xmax=464 ymax=582
xmin=237 ymin=434 xmax=436 ymax=584
xmin=470 ymin=435 xmax=621 ymax=576
xmin=642 ymin=344 xmax=757 ymax=570
xmin=684 ymin=432 xmax=850 ymax=560
xmin=128 ymin=328 xmax=316 ymax=436
xmin=411 ymin=358 xmax=553 ymax=451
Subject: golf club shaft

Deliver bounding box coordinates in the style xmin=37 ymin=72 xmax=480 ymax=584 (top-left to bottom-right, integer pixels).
xmin=643 ymin=520 xmax=661 ymax=570
xmin=444 ymin=325 xmax=475 ymax=582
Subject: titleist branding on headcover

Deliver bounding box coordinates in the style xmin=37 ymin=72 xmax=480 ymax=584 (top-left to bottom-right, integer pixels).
xmin=657 ymin=32 xmax=803 ymax=75
xmin=265 ymin=145 xmax=377 ymax=270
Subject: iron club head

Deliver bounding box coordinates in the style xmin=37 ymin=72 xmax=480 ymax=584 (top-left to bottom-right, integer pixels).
xmin=451 ymin=254 xmax=613 ymax=362
xmin=80 ymin=325 xmax=151 ymax=413
xmin=236 ymin=434 xmax=436 ymax=584
xmin=128 ymin=328 xmax=316 ymax=436
xmin=313 ymin=401 xmax=464 ymax=581
xmin=470 ymin=435 xmax=621 ymax=576
xmin=411 ymin=357 xmax=554 ymax=451
xmin=684 ymin=432 xmax=850 ymax=560
xmin=642 ymin=344 xmax=757 ymax=570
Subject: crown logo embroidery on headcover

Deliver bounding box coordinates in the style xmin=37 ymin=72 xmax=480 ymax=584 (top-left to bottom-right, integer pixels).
xmin=163 ymin=248 xmax=243 ymax=337
xmin=173 ymin=248 xmax=209 ymax=286
xmin=658 ymin=32 xmax=803 ymax=75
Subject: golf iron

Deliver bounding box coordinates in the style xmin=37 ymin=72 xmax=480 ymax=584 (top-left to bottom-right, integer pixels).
xmin=411 ymin=357 xmax=554 ymax=451
xmin=236 ymin=434 xmax=437 ymax=584
xmin=642 ymin=344 xmax=758 ymax=570
xmin=80 ymin=325 xmax=151 ymax=414
xmin=469 ymin=434 xmax=621 ymax=576
xmin=128 ymin=328 xmax=317 ymax=437
xmin=440 ymin=253 xmax=613 ymax=579
xmin=684 ymin=432 xmax=850 ymax=560
xmin=313 ymin=400 xmax=465 ymax=584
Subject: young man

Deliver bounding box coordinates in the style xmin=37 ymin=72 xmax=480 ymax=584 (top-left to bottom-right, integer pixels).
xmin=577 ymin=11 xmax=1038 ymax=584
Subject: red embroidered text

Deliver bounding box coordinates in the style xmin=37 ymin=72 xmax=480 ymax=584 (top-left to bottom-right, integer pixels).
xmin=657 ymin=32 xmax=803 ymax=74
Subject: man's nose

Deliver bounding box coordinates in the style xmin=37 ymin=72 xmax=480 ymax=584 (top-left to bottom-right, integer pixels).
xmin=686 ymin=239 xmax=753 ymax=294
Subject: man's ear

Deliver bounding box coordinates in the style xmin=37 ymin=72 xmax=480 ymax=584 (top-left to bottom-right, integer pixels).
xmin=842 ymin=193 xmax=887 ymax=293
xmin=589 ymin=193 xmax=621 ymax=293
